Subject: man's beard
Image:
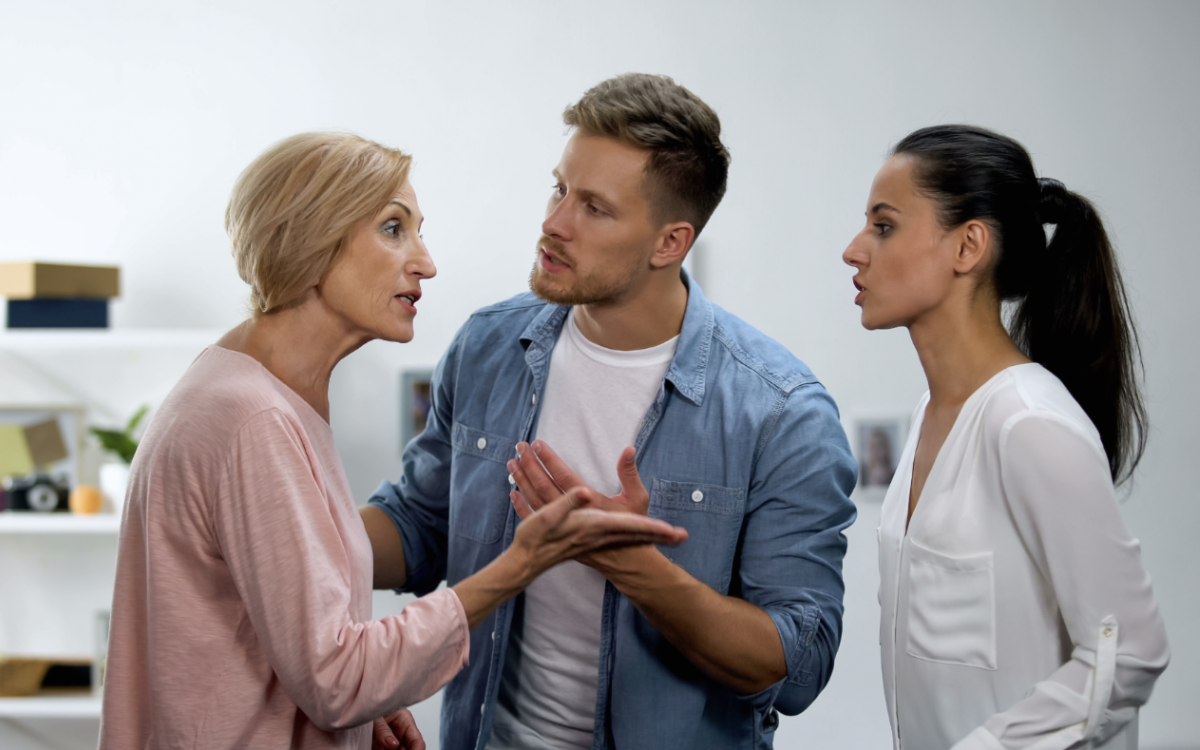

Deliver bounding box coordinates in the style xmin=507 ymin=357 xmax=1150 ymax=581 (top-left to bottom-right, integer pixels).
xmin=528 ymin=236 xmax=638 ymax=307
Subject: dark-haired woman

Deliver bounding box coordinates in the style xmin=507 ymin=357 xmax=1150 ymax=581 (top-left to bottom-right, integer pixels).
xmin=844 ymin=125 xmax=1169 ymax=750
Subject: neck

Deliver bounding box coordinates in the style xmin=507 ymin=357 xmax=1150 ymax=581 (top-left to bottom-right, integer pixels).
xmin=216 ymin=299 xmax=370 ymax=422
xmin=573 ymin=265 xmax=689 ymax=351
xmin=908 ymin=290 xmax=1030 ymax=411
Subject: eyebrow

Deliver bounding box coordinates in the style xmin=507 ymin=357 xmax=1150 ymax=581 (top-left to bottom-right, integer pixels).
xmin=552 ymin=170 xmax=615 ymax=209
xmin=388 ymin=200 xmax=412 ymax=218
xmin=870 ymin=202 xmax=901 ymax=215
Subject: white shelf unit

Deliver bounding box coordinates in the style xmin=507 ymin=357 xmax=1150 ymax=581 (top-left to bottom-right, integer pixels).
xmin=0 ymin=514 xmax=120 ymax=534
xmin=0 ymin=328 xmax=225 ymax=351
xmin=0 ymin=696 xmax=101 ymax=719
xmin=0 ymin=330 xmax=218 ymax=735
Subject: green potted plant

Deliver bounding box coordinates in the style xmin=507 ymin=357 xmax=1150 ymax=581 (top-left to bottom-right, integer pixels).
xmin=90 ymin=405 xmax=148 ymax=515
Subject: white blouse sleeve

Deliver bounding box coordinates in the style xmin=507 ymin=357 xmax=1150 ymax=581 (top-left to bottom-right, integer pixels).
xmin=955 ymin=413 xmax=1169 ymax=750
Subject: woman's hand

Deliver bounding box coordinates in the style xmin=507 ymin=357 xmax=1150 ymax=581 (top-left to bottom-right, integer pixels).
xmin=506 ymin=487 xmax=685 ymax=587
xmin=371 ymin=708 xmax=425 ymax=749
xmin=450 ymin=490 xmax=687 ymax=630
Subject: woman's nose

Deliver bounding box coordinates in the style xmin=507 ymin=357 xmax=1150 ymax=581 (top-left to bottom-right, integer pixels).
xmin=843 ymin=230 xmax=868 ymax=268
xmin=409 ymin=238 xmax=437 ymax=280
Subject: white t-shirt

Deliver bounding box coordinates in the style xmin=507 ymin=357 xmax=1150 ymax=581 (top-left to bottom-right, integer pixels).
xmin=485 ymin=310 xmax=678 ymax=750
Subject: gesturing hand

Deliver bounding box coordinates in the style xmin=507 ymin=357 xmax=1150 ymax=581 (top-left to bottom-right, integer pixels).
xmin=371 ymin=708 xmax=425 ymax=750
xmin=508 ymin=441 xmax=658 ymax=575
xmin=507 ymin=440 xmax=649 ymax=516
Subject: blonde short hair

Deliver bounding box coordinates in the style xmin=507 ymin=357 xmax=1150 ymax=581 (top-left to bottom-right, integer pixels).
xmin=226 ymin=132 xmax=412 ymax=314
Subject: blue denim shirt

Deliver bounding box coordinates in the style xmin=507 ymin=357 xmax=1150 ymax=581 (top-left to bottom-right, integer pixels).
xmin=369 ymin=272 xmax=857 ymax=750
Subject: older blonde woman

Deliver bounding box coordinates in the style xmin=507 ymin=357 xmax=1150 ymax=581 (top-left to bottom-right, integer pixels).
xmin=100 ymin=133 xmax=686 ymax=750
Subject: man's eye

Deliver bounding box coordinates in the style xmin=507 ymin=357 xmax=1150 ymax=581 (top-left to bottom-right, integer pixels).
xmin=587 ymin=203 xmax=602 ymax=215
xmin=552 ymin=184 xmax=566 ymax=197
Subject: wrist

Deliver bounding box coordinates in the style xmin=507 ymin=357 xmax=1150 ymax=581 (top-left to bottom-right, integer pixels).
xmin=603 ymin=545 xmax=671 ymax=593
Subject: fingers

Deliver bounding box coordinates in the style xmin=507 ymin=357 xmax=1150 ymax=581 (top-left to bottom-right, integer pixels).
xmin=530 ymin=440 xmax=586 ymax=492
xmin=389 ymin=709 xmax=426 ymax=750
xmin=567 ymin=509 xmax=688 ymax=547
xmin=373 ymin=716 xmax=400 ymax=749
xmin=510 ymin=490 xmax=534 ymax=521
xmin=507 ymin=442 xmax=561 ymax=511
xmin=614 ymin=446 xmax=649 ymax=513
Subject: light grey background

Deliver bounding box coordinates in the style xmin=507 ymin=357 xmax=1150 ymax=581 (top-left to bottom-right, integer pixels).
xmin=1 ymin=1 xmax=1196 ymax=748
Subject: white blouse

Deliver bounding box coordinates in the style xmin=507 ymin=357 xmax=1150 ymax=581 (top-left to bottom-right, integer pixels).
xmin=878 ymin=364 xmax=1170 ymax=750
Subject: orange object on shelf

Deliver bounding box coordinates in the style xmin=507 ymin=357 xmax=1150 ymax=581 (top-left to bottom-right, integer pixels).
xmin=69 ymin=485 xmax=103 ymax=515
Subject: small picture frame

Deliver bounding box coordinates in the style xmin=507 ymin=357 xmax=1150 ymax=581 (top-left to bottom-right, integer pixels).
xmin=0 ymin=403 xmax=86 ymax=490
xmin=399 ymin=369 xmax=434 ymax=450
xmin=853 ymin=416 xmax=909 ymax=499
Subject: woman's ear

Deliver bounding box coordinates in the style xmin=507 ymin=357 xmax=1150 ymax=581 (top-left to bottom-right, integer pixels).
xmin=651 ymin=222 xmax=696 ymax=268
xmin=953 ymin=219 xmax=992 ymax=275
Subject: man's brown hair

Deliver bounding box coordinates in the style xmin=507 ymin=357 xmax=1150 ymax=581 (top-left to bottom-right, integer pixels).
xmin=564 ymin=73 xmax=730 ymax=236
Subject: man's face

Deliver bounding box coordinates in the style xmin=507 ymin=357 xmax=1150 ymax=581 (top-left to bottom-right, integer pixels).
xmin=530 ymin=131 xmax=661 ymax=306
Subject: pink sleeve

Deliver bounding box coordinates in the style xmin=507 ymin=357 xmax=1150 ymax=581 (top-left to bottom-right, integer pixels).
xmin=213 ymin=409 xmax=469 ymax=731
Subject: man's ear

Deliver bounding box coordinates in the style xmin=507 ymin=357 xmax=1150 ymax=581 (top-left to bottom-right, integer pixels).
xmin=651 ymin=222 xmax=696 ymax=269
xmin=953 ymin=219 xmax=992 ymax=276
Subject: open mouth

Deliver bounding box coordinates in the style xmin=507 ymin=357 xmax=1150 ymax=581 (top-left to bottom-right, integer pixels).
xmin=395 ymin=291 xmax=421 ymax=310
xmin=853 ymin=279 xmax=864 ymax=292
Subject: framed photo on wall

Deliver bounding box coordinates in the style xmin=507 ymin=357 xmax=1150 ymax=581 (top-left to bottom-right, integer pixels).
xmin=852 ymin=415 xmax=910 ymax=500
xmin=399 ymin=369 xmax=434 ymax=450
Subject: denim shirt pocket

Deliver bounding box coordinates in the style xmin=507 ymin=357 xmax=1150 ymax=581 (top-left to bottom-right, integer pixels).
xmin=449 ymin=422 xmax=518 ymax=544
xmin=648 ymin=479 xmax=746 ymax=594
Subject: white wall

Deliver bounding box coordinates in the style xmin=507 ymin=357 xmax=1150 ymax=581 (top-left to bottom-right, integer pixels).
xmin=2 ymin=1 xmax=1197 ymax=748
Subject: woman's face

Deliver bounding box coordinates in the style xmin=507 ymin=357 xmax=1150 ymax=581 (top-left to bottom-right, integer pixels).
xmin=319 ymin=180 xmax=436 ymax=343
xmin=842 ymin=155 xmax=961 ymax=330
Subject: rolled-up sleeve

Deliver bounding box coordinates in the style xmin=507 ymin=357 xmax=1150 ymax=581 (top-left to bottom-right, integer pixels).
xmin=368 ymin=319 xmax=471 ymax=595
xmin=737 ymin=383 xmax=858 ymax=714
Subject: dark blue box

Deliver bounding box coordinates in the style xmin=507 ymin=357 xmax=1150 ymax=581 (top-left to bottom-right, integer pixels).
xmin=7 ymin=298 xmax=109 ymax=328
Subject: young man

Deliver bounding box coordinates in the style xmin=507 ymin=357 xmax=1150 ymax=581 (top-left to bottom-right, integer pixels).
xmin=362 ymin=74 xmax=857 ymax=750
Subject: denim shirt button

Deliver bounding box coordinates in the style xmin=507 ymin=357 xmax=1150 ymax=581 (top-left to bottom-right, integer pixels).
xmin=691 ymin=490 xmax=704 ymax=503
xmin=531 ymin=392 xmax=538 ymax=405
xmin=480 ymin=703 xmax=486 ymax=716
xmin=477 ymin=437 xmax=487 ymax=450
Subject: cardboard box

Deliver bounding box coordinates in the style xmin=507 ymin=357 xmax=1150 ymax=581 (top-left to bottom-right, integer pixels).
xmin=0 ymin=262 xmax=120 ymax=299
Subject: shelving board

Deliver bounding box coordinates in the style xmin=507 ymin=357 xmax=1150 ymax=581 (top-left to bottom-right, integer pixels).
xmin=0 ymin=328 xmax=226 ymax=351
xmin=0 ymin=514 xmax=120 ymax=534
xmin=0 ymin=695 xmax=101 ymax=718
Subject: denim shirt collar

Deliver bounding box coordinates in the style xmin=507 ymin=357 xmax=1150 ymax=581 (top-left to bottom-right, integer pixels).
xmin=518 ymin=268 xmax=714 ymax=406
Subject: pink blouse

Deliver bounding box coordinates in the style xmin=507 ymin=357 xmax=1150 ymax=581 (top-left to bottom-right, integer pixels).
xmin=101 ymin=346 xmax=469 ymax=749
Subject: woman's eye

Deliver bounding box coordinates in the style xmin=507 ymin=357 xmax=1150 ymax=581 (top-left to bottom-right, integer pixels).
xmin=874 ymin=223 xmax=892 ymax=235
xmin=384 ymin=220 xmax=402 ymax=237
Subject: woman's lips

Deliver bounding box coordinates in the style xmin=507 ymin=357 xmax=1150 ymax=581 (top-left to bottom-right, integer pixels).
xmin=853 ymin=279 xmax=865 ymax=305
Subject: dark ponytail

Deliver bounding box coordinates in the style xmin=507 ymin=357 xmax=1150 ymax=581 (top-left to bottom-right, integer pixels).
xmin=894 ymin=125 xmax=1147 ymax=483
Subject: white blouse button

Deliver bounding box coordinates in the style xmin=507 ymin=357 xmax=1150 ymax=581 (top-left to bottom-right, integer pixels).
xmin=532 ymin=392 xmax=538 ymax=405
xmin=508 ymin=474 xmax=516 ymax=485
xmin=477 ymin=437 xmax=487 ymax=450
xmin=691 ymin=490 xmax=704 ymax=503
